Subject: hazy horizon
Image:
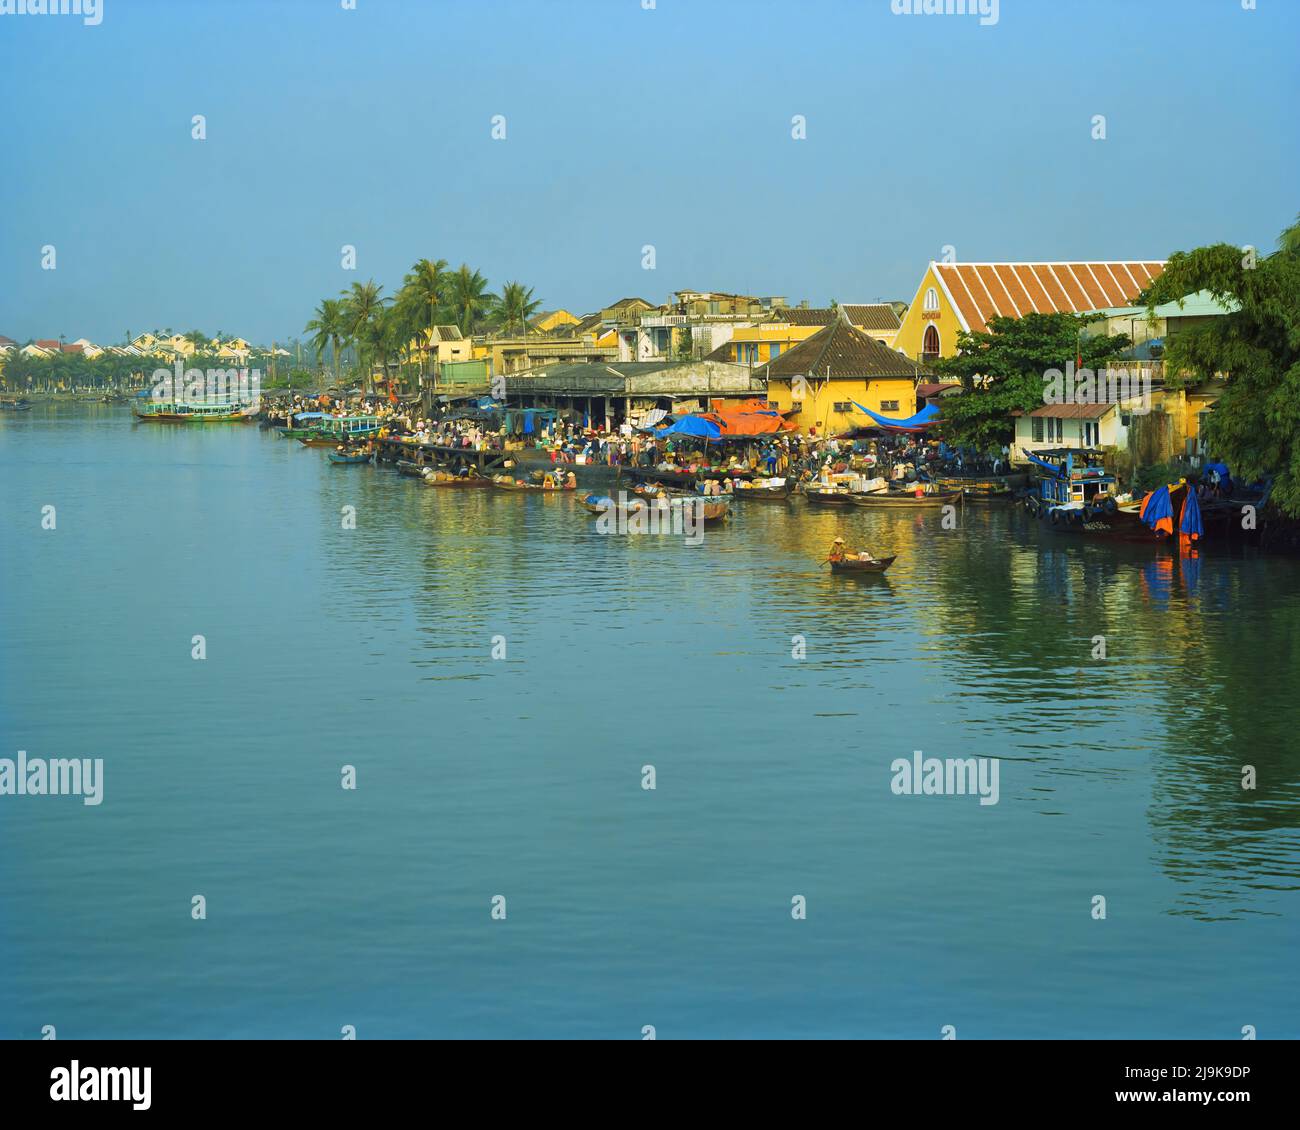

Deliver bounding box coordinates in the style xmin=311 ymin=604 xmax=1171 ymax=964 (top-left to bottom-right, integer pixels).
xmin=1 ymin=0 xmax=1296 ymax=346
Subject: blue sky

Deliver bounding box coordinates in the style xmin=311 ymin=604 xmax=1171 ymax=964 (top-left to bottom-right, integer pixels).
xmin=0 ymin=0 xmax=1296 ymax=346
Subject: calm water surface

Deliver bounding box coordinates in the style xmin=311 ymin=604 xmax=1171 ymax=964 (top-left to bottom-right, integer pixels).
xmin=2 ymin=405 xmax=1298 ymax=1038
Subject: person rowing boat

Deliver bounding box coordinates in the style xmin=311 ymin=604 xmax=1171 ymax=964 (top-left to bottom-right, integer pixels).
xmin=827 ymin=536 xmax=876 ymax=564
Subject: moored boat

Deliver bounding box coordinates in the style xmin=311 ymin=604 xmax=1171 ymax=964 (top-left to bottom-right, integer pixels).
xmin=328 ymin=450 xmax=372 ymax=464
xmin=850 ymin=489 xmax=962 ymax=508
xmin=133 ymin=399 xmax=255 ymax=423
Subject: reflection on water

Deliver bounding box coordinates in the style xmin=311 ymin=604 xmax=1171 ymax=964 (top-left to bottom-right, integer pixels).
xmin=1 ymin=404 xmax=1297 ymax=1038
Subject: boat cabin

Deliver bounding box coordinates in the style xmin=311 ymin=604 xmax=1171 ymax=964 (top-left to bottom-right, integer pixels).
xmin=1027 ymin=448 xmax=1118 ymax=512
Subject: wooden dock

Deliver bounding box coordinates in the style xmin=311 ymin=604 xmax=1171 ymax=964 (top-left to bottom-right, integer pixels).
xmin=373 ymin=437 xmax=510 ymax=475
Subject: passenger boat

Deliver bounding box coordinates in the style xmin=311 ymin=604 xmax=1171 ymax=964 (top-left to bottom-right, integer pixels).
xmin=296 ymin=414 xmax=383 ymax=446
xmin=850 ymin=489 xmax=962 ymax=508
xmin=133 ymin=398 xmax=255 ymax=423
xmin=830 ymin=554 xmax=897 ymax=574
xmin=328 ymin=450 xmax=372 ymax=464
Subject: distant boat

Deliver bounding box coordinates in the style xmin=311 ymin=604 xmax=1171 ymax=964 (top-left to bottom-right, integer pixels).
xmin=133 ymin=400 xmax=254 ymax=423
xmin=327 ymin=450 xmax=372 ymax=464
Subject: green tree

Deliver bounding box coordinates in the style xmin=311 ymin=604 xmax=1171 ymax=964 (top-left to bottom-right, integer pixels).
xmin=492 ymin=280 xmax=541 ymax=337
xmin=448 ymin=263 xmax=492 ymax=335
xmin=305 ymin=298 xmax=347 ymax=382
xmin=932 ymin=312 xmax=1131 ymax=451
xmin=340 ymin=280 xmax=387 ymax=392
xmin=1139 ymin=215 xmax=1300 ymax=516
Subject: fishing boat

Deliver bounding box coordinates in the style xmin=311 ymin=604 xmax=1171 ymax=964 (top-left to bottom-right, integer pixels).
xmin=830 ymin=554 xmax=897 ymax=574
xmin=850 ymin=489 xmax=962 ymax=508
xmin=133 ymin=399 xmax=255 ymax=423
xmin=1021 ymin=448 xmax=1184 ymax=542
xmin=328 ymin=450 xmax=372 ymax=465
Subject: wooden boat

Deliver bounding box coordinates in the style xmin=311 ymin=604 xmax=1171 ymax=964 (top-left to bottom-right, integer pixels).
xmin=850 ymin=489 xmax=962 ymax=508
xmin=732 ymin=482 xmax=792 ymax=501
xmin=396 ymin=460 xmax=430 ymax=477
xmin=1022 ymin=449 xmax=1183 ymax=543
xmin=830 ymin=554 xmax=897 ymax=574
xmin=276 ymin=426 xmax=320 ymax=439
xmin=581 ymin=494 xmax=729 ymax=524
xmin=298 ymin=435 xmax=341 ymax=447
xmin=328 ymin=451 xmax=372 ymax=464
xmin=423 ymin=473 xmax=492 ymax=488
xmin=804 ymin=488 xmax=858 ymax=506
xmin=492 ymin=476 xmax=574 ymax=492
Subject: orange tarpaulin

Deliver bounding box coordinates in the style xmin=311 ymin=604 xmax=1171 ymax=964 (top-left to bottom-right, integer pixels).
xmin=701 ymin=410 xmax=798 ymax=436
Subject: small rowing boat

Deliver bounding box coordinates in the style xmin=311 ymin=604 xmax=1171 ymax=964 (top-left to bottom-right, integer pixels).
xmin=830 ymin=554 xmax=897 ymax=574
xmin=803 ymin=488 xmax=857 ymax=506
xmin=328 ymin=451 xmax=372 ymax=464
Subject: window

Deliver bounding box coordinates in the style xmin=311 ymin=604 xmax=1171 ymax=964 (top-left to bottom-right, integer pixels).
xmin=923 ymin=287 xmax=939 ymax=312
xmin=1032 ymin=416 xmax=1044 ymax=442
xmin=922 ymin=325 xmax=941 ymax=360
xmin=881 ymin=400 xmax=900 ymax=411
xmin=833 ymin=401 xmax=853 ymax=413
xmin=770 ymin=343 xmax=781 ymax=358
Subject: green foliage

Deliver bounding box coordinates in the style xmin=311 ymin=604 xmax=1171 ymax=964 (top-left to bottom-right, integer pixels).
xmin=1139 ymin=215 xmax=1300 ymax=516
xmin=492 ymin=280 xmax=540 ymax=336
xmin=931 ymin=312 xmax=1131 ymax=450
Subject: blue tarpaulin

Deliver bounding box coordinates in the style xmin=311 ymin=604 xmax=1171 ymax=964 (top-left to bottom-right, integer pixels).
xmin=1141 ymin=486 xmax=1174 ymax=531
xmin=853 ymin=402 xmax=940 ymax=430
xmin=657 ymin=415 xmax=723 ymax=439
xmin=1180 ymin=487 xmax=1204 ymax=539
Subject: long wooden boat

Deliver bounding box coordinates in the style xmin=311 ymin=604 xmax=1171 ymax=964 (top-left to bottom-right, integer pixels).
xmin=133 ymin=401 xmax=254 ymax=423
xmin=732 ymin=483 xmax=793 ymax=501
xmin=850 ymin=489 xmax=962 ymax=508
xmin=492 ymin=477 xmax=574 ymax=492
xmin=804 ymin=488 xmax=858 ymax=506
xmin=276 ymin=426 xmax=320 ymax=439
xmin=396 ymin=459 xmax=430 ymax=477
xmin=298 ymin=435 xmax=341 ymax=447
xmin=328 ymin=451 xmax=372 ymax=464
xmin=581 ymin=494 xmax=729 ymax=524
xmin=423 ymin=474 xmax=492 ymax=488
xmin=830 ymin=554 xmax=897 ymax=574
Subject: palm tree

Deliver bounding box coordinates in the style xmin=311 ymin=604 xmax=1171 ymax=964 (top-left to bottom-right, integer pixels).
xmin=493 ymin=281 xmax=542 ymax=337
xmin=340 ymin=280 xmax=387 ymax=392
xmin=397 ymin=257 xmax=450 ymax=380
xmin=305 ymin=298 xmax=347 ymax=382
xmin=449 ymin=263 xmax=492 ymax=336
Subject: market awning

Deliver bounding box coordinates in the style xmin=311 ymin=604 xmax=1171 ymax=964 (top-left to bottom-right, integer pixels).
xmin=853 ymin=402 xmax=939 ymax=431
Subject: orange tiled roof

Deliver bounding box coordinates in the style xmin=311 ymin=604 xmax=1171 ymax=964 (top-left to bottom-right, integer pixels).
xmin=933 ymin=262 xmax=1165 ymax=333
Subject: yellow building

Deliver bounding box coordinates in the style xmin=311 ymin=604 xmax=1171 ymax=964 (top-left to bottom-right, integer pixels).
xmin=416 ymin=324 xmax=472 ymax=366
xmin=711 ymin=304 xmax=903 ymax=365
xmin=530 ymin=309 xmax=579 ymax=333
xmin=893 ymin=260 xmax=1166 ymax=363
xmin=755 ymin=315 xmax=929 ymax=437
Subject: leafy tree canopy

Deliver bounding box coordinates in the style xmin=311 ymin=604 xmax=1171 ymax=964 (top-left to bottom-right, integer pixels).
xmin=1139 ymin=215 xmax=1300 ymax=516
xmin=932 ymin=312 xmax=1131 ymax=451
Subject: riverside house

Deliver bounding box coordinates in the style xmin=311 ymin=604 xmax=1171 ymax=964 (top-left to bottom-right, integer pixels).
xmin=754 ymin=313 xmax=930 ymax=437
